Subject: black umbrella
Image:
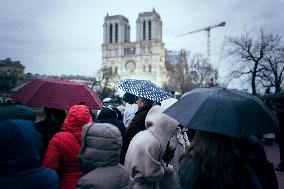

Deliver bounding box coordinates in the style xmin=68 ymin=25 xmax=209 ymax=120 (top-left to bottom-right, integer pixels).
xmin=164 ymin=88 xmax=279 ymax=137
xmin=116 ymin=79 xmax=172 ymax=103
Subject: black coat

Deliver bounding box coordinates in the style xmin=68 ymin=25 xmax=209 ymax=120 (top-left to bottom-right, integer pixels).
xmin=36 ymin=120 xmax=61 ymax=155
xmin=121 ymin=104 xmax=153 ymax=163
xmin=238 ymin=136 xmax=278 ymax=189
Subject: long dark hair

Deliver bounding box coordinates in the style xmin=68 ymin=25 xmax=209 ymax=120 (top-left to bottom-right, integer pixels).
xmin=180 ymin=131 xmax=247 ymax=189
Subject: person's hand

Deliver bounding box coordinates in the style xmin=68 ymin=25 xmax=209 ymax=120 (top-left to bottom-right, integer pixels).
xmin=162 ymin=142 xmax=176 ymax=164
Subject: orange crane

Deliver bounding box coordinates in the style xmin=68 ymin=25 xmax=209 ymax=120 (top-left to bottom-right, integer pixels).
xmin=177 ymin=22 xmax=226 ymax=64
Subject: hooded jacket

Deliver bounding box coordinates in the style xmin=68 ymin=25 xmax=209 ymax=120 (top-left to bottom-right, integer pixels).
xmin=43 ymin=105 xmax=93 ymax=189
xmin=76 ymin=123 xmax=132 ymax=189
xmin=124 ymin=105 xmax=179 ymax=189
xmin=0 ymin=119 xmax=59 ymax=189
xmin=0 ymin=105 xmax=44 ymax=158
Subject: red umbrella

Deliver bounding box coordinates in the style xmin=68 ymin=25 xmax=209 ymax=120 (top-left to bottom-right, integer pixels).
xmin=10 ymin=78 xmax=103 ymax=110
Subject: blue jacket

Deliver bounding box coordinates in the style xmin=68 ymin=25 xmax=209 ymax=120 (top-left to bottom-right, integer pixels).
xmin=0 ymin=119 xmax=59 ymax=189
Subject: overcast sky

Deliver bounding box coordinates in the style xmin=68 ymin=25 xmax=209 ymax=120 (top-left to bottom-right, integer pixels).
xmin=1 ymin=0 xmax=283 ymax=86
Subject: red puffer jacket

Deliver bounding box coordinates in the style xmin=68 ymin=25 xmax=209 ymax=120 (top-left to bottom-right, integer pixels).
xmin=43 ymin=105 xmax=93 ymax=189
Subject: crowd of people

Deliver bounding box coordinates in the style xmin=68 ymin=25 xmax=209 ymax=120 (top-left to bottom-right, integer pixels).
xmin=0 ymin=90 xmax=282 ymax=189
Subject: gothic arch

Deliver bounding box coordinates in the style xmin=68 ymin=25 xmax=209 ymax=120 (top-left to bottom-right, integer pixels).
xmin=148 ymin=20 xmax=152 ymax=40
xmin=143 ymin=20 xmax=146 ymax=40
xmin=109 ymin=24 xmax=113 ymax=43
xmin=115 ymin=23 xmax=118 ymax=43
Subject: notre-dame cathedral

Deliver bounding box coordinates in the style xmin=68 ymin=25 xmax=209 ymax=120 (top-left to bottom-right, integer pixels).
xmin=101 ymin=9 xmax=169 ymax=87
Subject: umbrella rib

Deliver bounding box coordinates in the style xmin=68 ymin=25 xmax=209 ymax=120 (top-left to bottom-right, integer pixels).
xmin=22 ymin=81 xmax=45 ymax=105
xmin=25 ymin=82 xmax=51 ymax=106
xmin=84 ymin=85 xmax=103 ymax=109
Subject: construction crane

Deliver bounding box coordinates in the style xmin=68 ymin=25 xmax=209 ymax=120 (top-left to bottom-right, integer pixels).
xmin=177 ymin=21 xmax=226 ymax=64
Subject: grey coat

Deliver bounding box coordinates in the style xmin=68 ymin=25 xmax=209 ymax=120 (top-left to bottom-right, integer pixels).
xmin=124 ymin=105 xmax=179 ymax=189
xmin=76 ymin=123 xmax=132 ymax=189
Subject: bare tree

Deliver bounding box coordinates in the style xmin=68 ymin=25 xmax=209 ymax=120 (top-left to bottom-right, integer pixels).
xmin=164 ymin=50 xmax=195 ymax=93
xmin=177 ymin=50 xmax=193 ymax=93
xmin=90 ymin=76 xmax=98 ymax=90
xmin=258 ymin=46 xmax=284 ymax=93
xmin=188 ymin=53 xmax=219 ymax=87
xmin=97 ymin=67 xmax=115 ymax=99
xmin=164 ymin=50 xmax=218 ymax=94
xmin=224 ymin=28 xmax=283 ymax=94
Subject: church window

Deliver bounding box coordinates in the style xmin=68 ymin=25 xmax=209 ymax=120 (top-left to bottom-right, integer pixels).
xmin=148 ymin=47 xmax=152 ymax=54
xmin=109 ymin=67 xmax=112 ymax=74
xmin=115 ymin=23 xmax=118 ymax=43
xmin=143 ymin=21 xmax=146 ymax=40
xmin=125 ymin=25 xmax=128 ymax=42
xmin=142 ymin=47 xmax=145 ymax=55
xmin=124 ymin=47 xmax=136 ymax=56
xmin=109 ymin=24 xmax=113 ymax=43
xmin=115 ymin=66 xmax=118 ymax=74
xmin=148 ymin=21 xmax=151 ymax=40
xmin=149 ymin=65 xmax=152 ymax=72
xmin=143 ymin=65 xmax=146 ymax=72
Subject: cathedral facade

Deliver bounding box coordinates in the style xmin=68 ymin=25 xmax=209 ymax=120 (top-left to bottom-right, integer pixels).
xmin=101 ymin=9 xmax=168 ymax=87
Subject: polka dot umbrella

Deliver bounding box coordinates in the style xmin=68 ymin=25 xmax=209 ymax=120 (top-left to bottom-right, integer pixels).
xmin=115 ymin=79 xmax=172 ymax=103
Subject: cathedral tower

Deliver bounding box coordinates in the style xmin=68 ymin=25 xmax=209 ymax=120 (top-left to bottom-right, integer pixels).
xmin=103 ymin=14 xmax=130 ymax=44
xmin=136 ymin=8 xmax=162 ymax=42
xmin=101 ymin=10 xmax=168 ymax=87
